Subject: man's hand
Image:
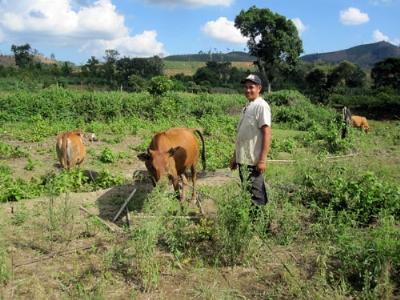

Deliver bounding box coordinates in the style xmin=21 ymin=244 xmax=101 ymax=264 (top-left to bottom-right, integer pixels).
xmin=256 ymin=160 xmax=266 ymax=173
xmin=230 ymin=157 xmax=238 ymax=170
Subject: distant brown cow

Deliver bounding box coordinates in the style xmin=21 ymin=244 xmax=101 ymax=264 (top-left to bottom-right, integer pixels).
xmin=56 ymin=130 xmax=86 ymax=169
xmin=351 ymin=116 xmax=369 ymax=133
xmin=137 ymin=128 xmax=206 ymax=204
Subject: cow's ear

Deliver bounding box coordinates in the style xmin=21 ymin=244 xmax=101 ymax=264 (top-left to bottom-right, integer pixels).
xmin=168 ymin=147 xmax=180 ymax=157
xmin=138 ymin=153 xmax=150 ymax=161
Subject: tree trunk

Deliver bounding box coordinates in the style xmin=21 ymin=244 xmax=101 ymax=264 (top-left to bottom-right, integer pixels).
xmin=267 ymin=81 xmax=272 ymax=94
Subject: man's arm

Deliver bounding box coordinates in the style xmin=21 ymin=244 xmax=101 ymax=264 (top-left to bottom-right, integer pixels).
xmin=257 ymin=125 xmax=272 ymax=173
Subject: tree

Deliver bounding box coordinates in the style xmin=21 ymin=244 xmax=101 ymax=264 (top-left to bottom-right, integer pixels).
xmin=235 ymin=6 xmax=303 ymax=93
xmin=61 ymin=62 xmax=73 ymax=76
xmin=116 ymin=56 xmax=164 ymax=89
xmin=128 ymin=74 xmax=147 ymax=92
xmin=306 ymin=68 xmax=328 ymax=103
xmin=347 ymin=66 xmax=366 ymax=88
xmin=371 ymin=57 xmax=400 ymax=91
xmin=102 ymin=49 xmax=120 ymax=86
xmin=148 ymin=76 xmax=173 ymax=97
xmin=11 ymin=44 xmax=34 ymax=68
xmin=327 ymin=61 xmax=366 ymax=89
xmin=83 ymin=56 xmax=100 ymax=77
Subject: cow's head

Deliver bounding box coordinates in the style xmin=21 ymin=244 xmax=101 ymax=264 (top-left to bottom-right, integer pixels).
xmin=138 ymin=147 xmax=180 ymax=185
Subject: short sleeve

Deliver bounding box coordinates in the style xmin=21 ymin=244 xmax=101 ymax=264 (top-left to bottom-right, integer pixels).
xmin=257 ymin=103 xmax=271 ymax=128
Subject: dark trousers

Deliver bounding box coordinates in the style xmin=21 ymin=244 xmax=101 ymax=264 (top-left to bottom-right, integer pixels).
xmin=238 ymin=164 xmax=268 ymax=206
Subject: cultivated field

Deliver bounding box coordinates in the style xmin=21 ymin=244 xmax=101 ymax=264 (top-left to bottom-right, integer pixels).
xmin=0 ymin=88 xmax=399 ymax=299
xmin=164 ymin=60 xmax=255 ymax=76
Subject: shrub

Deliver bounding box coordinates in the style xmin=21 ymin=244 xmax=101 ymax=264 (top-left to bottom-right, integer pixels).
xmin=99 ymin=147 xmax=116 ymax=163
xmin=331 ymin=216 xmax=400 ymax=296
xmin=148 ymin=76 xmax=174 ymax=97
xmin=215 ymin=182 xmax=252 ymax=265
xmin=300 ymin=167 xmax=400 ymax=225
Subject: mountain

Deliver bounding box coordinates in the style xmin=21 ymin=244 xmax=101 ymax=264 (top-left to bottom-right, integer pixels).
xmin=164 ymin=51 xmax=254 ymax=62
xmin=301 ymin=41 xmax=400 ymax=68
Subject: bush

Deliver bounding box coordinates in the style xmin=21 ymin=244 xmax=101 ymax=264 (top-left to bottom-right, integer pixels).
xmin=99 ymin=147 xmax=116 ymax=163
xmin=215 ymin=182 xmax=252 ymax=265
xmin=271 ymin=91 xmax=337 ymax=131
xmin=300 ymin=167 xmax=400 ymax=225
xmin=266 ymin=89 xmax=309 ymax=106
xmin=148 ymin=76 xmax=174 ymax=97
xmin=331 ymin=216 xmax=400 ymax=296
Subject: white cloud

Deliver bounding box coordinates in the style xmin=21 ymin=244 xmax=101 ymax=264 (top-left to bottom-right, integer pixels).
xmin=81 ymin=31 xmax=165 ymax=57
xmin=291 ymin=18 xmax=308 ymax=35
xmin=0 ymin=0 xmax=166 ymax=57
xmin=202 ymin=17 xmax=247 ymax=44
xmin=144 ymin=0 xmax=232 ymax=7
xmin=340 ymin=7 xmax=369 ymax=25
xmin=373 ymin=29 xmax=400 ymax=45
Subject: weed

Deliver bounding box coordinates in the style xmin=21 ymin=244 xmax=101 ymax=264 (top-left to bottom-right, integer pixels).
xmin=99 ymin=147 xmax=116 ymax=163
xmin=24 ymin=158 xmax=36 ymax=171
xmin=215 ymin=181 xmax=252 ymax=265
xmin=0 ymin=141 xmax=28 ymax=159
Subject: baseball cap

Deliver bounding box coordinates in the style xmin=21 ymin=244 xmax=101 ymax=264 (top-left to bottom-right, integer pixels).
xmin=241 ymin=74 xmax=262 ymax=85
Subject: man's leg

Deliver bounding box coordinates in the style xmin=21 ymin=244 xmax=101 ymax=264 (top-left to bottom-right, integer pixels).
xmin=238 ymin=165 xmax=268 ymax=218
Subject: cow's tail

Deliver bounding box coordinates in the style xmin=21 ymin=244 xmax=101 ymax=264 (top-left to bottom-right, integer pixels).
xmin=193 ymin=129 xmax=206 ymax=171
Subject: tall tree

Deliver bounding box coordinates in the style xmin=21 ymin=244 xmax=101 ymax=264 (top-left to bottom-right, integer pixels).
xmin=83 ymin=56 xmax=99 ymax=77
xmin=11 ymin=44 xmax=34 ymax=68
xmin=306 ymin=68 xmax=329 ymax=103
xmin=102 ymin=49 xmax=120 ymax=86
xmin=235 ymin=6 xmax=303 ymax=93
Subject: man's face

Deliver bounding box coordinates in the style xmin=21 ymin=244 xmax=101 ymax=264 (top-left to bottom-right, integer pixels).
xmin=244 ymin=81 xmax=262 ymax=100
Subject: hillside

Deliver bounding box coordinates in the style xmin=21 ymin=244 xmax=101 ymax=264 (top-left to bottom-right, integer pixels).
xmin=301 ymin=41 xmax=400 ymax=67
xmin=0 ymin=54 xmax=56 ymax=67
xmin=165 ymin=51 xmax=254 ymax=62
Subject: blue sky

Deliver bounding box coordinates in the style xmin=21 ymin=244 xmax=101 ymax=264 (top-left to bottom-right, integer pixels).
xmin=0 ymin=0 xmax=399 ymax=64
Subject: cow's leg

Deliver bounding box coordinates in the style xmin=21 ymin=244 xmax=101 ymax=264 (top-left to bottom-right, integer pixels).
xmin=190 ymin=165 xmax=197 ymax=204
xmin=180 ymin=172 xmax=189 ymax=202
xmin=191 ymin=165 xmax=204 ymax=214
xmin=172 ymin=177 xmax=183 ymax=203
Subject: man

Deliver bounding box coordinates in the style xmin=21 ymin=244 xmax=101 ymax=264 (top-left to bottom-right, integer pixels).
xmin=230 ymin=74 xmax=272 ymax=207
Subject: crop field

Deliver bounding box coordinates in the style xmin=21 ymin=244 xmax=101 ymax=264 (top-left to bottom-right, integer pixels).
xmin=164 ymin=60 xmax=255 ymax=76
xmin=0 ymin=88 xmax=399 ymax=299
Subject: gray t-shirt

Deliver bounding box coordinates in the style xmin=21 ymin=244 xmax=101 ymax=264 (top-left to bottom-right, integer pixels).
xmin=235 ymin=97 xmax=271 ymax=166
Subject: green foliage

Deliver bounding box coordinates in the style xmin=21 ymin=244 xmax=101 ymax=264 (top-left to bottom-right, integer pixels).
xmin=24 ymin=158 xmax=36 ymax=171
xmin=271 ymin=90 xmax=337 ymax=131
xmin=215 ymin=182 xmax=252 ymax=265
xmin=372 ymin=57 xmax=400 ymax=91
xmin=299 ymin=121 xmax=354 ymax=154
xmin=0 ymin=240 xmax=9 ymax=285
xmin=0 ymin=142 xmax=28 ymax=159
xmin=99 ymin=147 xmax=116 ymax=163
xmin=148 ymin=75 xmax=174 ymax=97
xmin=331 ymin=216 xmax=400 ymax=296
xmin=0 ymin=168 xmax=124 ymax=202
xmin=235 ymin=6 xmax=303 ymax=91
xmin=11 ymin=43 xmax=34 ymax=68
xmin=300 ymin=167 xmax=400 ymax=225
xmin=128 ymin=74 xmax=147 ymax=92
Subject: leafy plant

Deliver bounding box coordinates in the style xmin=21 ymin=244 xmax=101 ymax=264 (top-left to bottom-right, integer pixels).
xmin=99 ymin=147 xmax=116 ymax=163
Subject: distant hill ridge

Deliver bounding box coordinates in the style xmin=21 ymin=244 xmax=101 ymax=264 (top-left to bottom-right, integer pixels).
xmin=301 ymin=41 xmax=400 ymax=67
xmin=164 ymin=51 xmax=255 ymax=62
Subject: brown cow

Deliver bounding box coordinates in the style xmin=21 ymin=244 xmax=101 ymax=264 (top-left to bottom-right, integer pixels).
xmin=351 ymin=115 xmax=369 ymax=133
xmin=137 ymin=128 xmax=206 ymax=204
xmin=56 ymin=130 xmax=86 ymax=169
